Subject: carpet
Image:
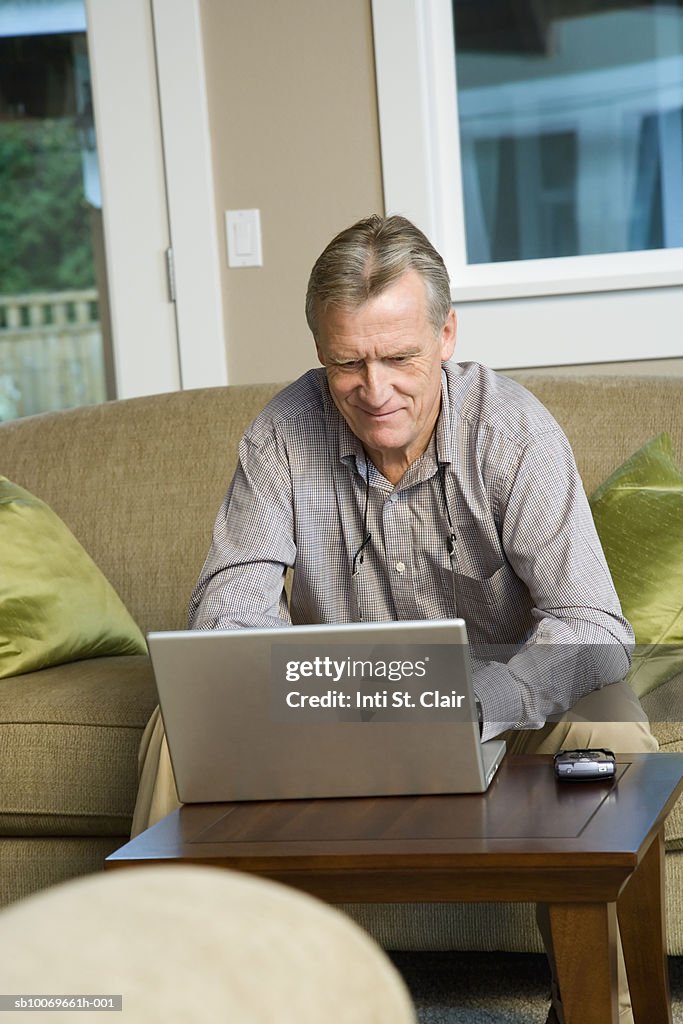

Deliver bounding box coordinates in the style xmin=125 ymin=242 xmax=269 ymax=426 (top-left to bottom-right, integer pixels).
xmin=390 ymin=951 xmax=683 ymax=1023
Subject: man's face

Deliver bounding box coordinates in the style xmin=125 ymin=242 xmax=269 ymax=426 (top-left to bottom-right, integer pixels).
xmin=315 ymin=270 xmax=456 ymax=483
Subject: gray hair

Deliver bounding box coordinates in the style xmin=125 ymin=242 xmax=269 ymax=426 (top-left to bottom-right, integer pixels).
xmin=305 ymin=214 xmax=451 ymax=338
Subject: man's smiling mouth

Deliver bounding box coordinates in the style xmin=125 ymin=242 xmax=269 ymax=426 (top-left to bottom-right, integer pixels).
xmin=357 ymin=408 xmax=402 ymax=419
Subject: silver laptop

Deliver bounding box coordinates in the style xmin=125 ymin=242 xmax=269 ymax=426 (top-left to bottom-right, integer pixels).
xmin=146 ymin=618 xmax=506 ymax=803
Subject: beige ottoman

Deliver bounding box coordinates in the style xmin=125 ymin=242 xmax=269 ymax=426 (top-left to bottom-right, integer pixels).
xmin=0 ymin=865 xmax=415 ymax=1023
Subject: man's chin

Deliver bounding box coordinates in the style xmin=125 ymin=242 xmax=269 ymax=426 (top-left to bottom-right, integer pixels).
xmin=357 ymin=428 xmax=407 ymax=456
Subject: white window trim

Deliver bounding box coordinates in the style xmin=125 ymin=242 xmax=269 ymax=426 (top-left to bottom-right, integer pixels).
xmin=372 ymin=0 xmax=683 ymax=304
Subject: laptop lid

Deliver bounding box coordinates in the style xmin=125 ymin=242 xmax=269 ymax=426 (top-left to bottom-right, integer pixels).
xmin=146 ymin=618 xmax=506 ymax=803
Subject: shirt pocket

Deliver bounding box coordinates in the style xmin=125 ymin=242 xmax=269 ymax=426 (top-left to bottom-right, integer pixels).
xmin=446 ymin=563 xmax=510 ymax=608
xmin=441 ymin=563 xmax=533 ymax=647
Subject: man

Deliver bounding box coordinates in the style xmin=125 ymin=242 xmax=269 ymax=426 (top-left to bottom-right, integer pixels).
xmin=134 ymin=214 xmax=655 ymax=1023
xmin=188 ymin=214 xmax=651 ymax=745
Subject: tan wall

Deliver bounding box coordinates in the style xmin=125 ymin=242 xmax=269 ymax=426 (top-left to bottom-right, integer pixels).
xmin=200 ymin=0 xmax=384 ymax=385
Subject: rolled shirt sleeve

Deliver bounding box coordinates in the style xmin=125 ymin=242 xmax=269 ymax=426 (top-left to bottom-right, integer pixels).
xmin=472 ymin=427 xmax=633 ymax=738
xmin=189 ymin=431 xmax=296 ymax=630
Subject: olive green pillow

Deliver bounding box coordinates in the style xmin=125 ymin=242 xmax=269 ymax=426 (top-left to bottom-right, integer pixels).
xmin=0 ymin=476 xmax=146 ymax=678
xmin=589 ymin=433 xmax=683 ymax=698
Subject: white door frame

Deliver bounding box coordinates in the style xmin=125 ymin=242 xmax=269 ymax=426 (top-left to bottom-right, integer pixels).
xmin=152 ymin=0 xmax=228 ymax=390
xmin=85 ymin=0 xmax=227 ymax=399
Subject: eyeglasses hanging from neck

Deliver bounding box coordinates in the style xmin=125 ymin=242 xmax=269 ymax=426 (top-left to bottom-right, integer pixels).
xmin=351 ymin=454 xmax=458 ymax=621
xmin=351 ymin=451 xmax=372 ymax=583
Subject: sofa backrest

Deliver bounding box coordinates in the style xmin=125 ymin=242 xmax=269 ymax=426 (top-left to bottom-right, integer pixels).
xmin=511 ymin=373 xmax=682 ymax=494
xmin=0 ymin=383 xmax=282 ymax=634
xmin=1 ymin=372 xmax=680 ymax=633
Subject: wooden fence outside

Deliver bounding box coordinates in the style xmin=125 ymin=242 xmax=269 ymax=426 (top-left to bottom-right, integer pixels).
xmin=0 ymin=289 xmax=106 ymax=421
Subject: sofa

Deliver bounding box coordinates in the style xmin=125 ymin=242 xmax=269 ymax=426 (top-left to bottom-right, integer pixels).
xmin=1 ymin=370 xmax=681 ymax=953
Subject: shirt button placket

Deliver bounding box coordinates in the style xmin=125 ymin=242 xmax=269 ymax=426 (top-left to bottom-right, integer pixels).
xmin=383 ymin=494 xmax=415 ymax=617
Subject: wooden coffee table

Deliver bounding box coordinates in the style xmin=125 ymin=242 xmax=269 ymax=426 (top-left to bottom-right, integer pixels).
xmin=107 ymin=753 xmax=683 ymax=1024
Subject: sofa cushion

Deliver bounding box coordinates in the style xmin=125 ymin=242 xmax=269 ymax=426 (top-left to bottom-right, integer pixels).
xmin=589 ymin=434 xmax=683 ymax=698
xmin=0 ymin=837 xmax=124 ymax=909
xmin=0 ymin=477 xmax=147 ymax=680
xmin=0 ymin=656 xmax=157 ymax=836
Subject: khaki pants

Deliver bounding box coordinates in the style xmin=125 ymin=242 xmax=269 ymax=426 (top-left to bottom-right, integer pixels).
xmin=132 ymin=679 xmax=658 ymax=1022
xmin=131 ymin=705 xmax=181 ymax=839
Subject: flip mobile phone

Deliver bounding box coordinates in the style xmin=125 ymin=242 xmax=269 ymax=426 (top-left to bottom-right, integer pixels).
xmin=553 ymin=748 xmax=616 ymax=782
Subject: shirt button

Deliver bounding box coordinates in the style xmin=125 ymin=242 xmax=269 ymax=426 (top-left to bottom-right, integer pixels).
xmin=389 ymin=493 xmax=399 ymax=503
xmin=395 ymin=561 xmax=406 ymax=573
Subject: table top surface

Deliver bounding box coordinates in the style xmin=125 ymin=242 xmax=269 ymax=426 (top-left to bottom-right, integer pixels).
xmin=109 ymin=754 xmax=683 ymax=874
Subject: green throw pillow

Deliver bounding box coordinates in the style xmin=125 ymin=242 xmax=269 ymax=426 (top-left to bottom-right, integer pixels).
xmin=0 ymin=476 xmax=147 ymax=679
xmin=589 ymin=433 xmax=683 ymax=698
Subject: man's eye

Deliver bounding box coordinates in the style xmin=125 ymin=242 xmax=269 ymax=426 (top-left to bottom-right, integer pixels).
xmin=389 ymin=355 xmax=410 ymax=364
xmin=339 ymin=361 xmax=362 ymax=370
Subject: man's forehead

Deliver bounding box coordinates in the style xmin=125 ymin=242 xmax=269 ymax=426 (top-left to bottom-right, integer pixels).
xmin=317 ymin=273 xmax=430 ymax=331
xmin=323 ymin=339 xmax=424 ymax=364
xmin=317 ymin=320 xmax=432 ymax=362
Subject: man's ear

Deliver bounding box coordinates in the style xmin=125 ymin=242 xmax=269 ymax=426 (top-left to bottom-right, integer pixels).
xmin=315 ymin=339 xmax=326 ymax=367
xmin=440 ymin=307 xmax=457 ymax=361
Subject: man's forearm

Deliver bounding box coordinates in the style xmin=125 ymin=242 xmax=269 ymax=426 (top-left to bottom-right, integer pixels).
xmin=189 ymin=561 xmax=291 ymax=631
xmin=473 ymin=617 xmax=633 ymax=739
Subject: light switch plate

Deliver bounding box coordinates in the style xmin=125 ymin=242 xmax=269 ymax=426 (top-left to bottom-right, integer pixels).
xmin=226 ymin=209 xmax=263 ymax=267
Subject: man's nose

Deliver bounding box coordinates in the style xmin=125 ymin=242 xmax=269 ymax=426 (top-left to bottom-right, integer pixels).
xmin=360 ymin=362 xmax=391 ymax=408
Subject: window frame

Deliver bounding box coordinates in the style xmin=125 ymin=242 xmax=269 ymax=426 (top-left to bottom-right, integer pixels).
xmin=371 ymin=0 xmax=683 ymax=304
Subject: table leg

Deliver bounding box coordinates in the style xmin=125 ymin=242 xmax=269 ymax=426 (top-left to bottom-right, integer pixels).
xmin=618 ymin=830 xmax=672 ymax=1024
xmin=548 ymin=901 xmax=619 ymax=1024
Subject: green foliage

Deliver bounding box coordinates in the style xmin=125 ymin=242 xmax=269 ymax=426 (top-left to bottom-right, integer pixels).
xmin=0 ymin=118 xmax=95 ymax=295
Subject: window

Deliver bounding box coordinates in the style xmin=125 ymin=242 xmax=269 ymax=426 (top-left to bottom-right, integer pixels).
xmin=372 ymin=0 xmax=683 ymax=303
